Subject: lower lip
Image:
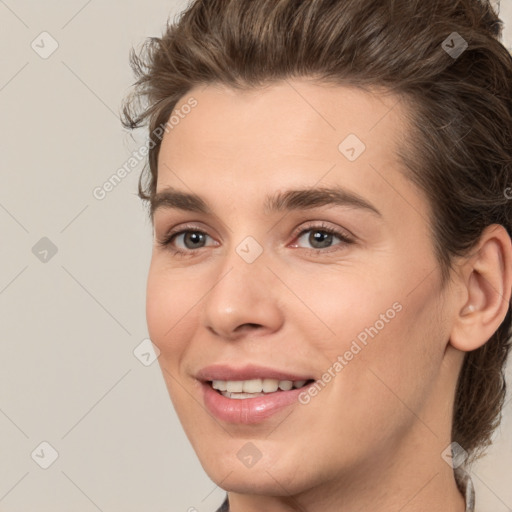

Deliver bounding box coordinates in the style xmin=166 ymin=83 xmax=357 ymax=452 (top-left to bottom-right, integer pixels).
xmin=201 ymin=381 xmax=310 ymax=424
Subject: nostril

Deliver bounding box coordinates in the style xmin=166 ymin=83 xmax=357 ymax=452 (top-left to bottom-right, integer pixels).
xmin=235 ymin=323 xmax=262 ymax=332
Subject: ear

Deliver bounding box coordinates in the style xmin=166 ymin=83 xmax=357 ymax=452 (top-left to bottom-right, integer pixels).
xmin=450 ymin=224 xmax=512 ymax=352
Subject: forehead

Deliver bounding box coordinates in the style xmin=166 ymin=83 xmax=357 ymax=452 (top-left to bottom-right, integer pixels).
xmin=162 ymin=80 xmax=405 ymax=159
xmin=155 ymin=79 xmax=429 ymax=223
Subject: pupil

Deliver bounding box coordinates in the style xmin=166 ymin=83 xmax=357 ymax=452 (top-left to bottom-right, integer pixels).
xmin=310 ymin=231 xmax=332 ymax=248
xmin=185 ymin=232 xmax=204 ymax=248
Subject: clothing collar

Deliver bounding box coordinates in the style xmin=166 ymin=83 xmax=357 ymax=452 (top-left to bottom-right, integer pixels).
xmin=455 ymin=466 xmax=476 ymax=512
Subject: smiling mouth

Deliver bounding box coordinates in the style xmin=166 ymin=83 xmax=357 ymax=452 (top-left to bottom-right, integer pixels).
xmin=208 ymin=378 xmax=315 ymax=399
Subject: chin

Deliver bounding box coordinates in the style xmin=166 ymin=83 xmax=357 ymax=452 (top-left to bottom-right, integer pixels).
xmin=206 ymin=465 xmax=309 ymax=497
xmin=195 ymin=442 xmax=316 ymax=496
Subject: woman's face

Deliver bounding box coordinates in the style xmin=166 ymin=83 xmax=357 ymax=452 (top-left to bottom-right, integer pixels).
xmin=146 ymin=80 xmax=462 ymax=496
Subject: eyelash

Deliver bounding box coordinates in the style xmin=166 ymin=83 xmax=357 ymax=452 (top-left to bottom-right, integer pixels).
xmin=156 ymin=222 xmax=355 ymax=258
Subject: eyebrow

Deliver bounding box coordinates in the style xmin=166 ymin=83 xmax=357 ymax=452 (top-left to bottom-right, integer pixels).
xmin=150 ymin=185 xmax=382 ymax=219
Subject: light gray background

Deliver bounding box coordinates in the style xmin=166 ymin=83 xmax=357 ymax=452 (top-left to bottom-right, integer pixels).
xmin=0 ymin=1 xmax=511 ymax=511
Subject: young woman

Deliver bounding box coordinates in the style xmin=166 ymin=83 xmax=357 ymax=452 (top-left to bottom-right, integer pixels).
xmin=122 ymin=1 xmax=512 ymax=510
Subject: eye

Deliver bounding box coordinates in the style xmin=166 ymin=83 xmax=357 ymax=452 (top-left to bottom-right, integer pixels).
xmin=291 ymin=222 xmax=355 ymax=252
xmin=173 ymin=231 xmax=211 ymax=250
xmin=156 ymin=221 xmax=355 ymax=257
xmin=156 ymin=225 xmax=217 ymax=257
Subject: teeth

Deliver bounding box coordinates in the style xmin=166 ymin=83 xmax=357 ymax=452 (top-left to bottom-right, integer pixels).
xmin=226 ymin=381 xmax=243 ymax=392
xmin=243 ymin=378 xmax=263 ymax=393
xmin=212 ymin=380 xmax=227 ymax=391
xmin=278 ymin=380 xmax=293 ymax=391
xmin=211 ymin=378 xmax=309 ymax=394
xmin=262 ymin=378 xmax=279 ymax=392
xmin=222 ymin=391 xmax=266 ymax=399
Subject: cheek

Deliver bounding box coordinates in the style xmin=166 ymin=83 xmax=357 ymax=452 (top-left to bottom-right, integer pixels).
xmin=290 ymin=268 xmax=405 ymax=356
xmin=305 ymin=265 xmax=444 ymax=411
xmin=333 ymin=283 xmax=444 ymax=425
xmin=145 ymin=269 xmax=204 ymax=415
xmin=145 ymin=267 xmax=196 ymax=361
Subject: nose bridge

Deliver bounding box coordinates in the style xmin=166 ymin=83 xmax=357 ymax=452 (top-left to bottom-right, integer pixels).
xmin=216 ymin=231 xmax=268 ymax=289
xmin=201 ymin=233 xmax=283 ymax=338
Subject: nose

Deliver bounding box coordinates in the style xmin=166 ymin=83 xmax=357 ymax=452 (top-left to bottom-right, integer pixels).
xmin=201 ymin=244 xmax=285 ymax=341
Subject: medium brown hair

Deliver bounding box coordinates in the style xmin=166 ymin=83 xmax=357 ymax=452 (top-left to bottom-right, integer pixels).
xmin=122 ymin=0 xmax=512 ymax=466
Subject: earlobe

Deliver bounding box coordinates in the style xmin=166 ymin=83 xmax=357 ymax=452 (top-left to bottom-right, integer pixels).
xmin=450 ymin=224 xmax=512 ymax=353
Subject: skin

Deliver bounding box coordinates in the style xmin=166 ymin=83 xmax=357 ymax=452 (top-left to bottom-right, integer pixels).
xmin=146 ymin=79 xmax=512 ymax=512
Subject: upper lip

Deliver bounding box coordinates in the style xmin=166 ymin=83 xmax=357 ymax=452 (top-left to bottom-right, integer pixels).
xmin=196 ymin=364 xmax=314 ymax=382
